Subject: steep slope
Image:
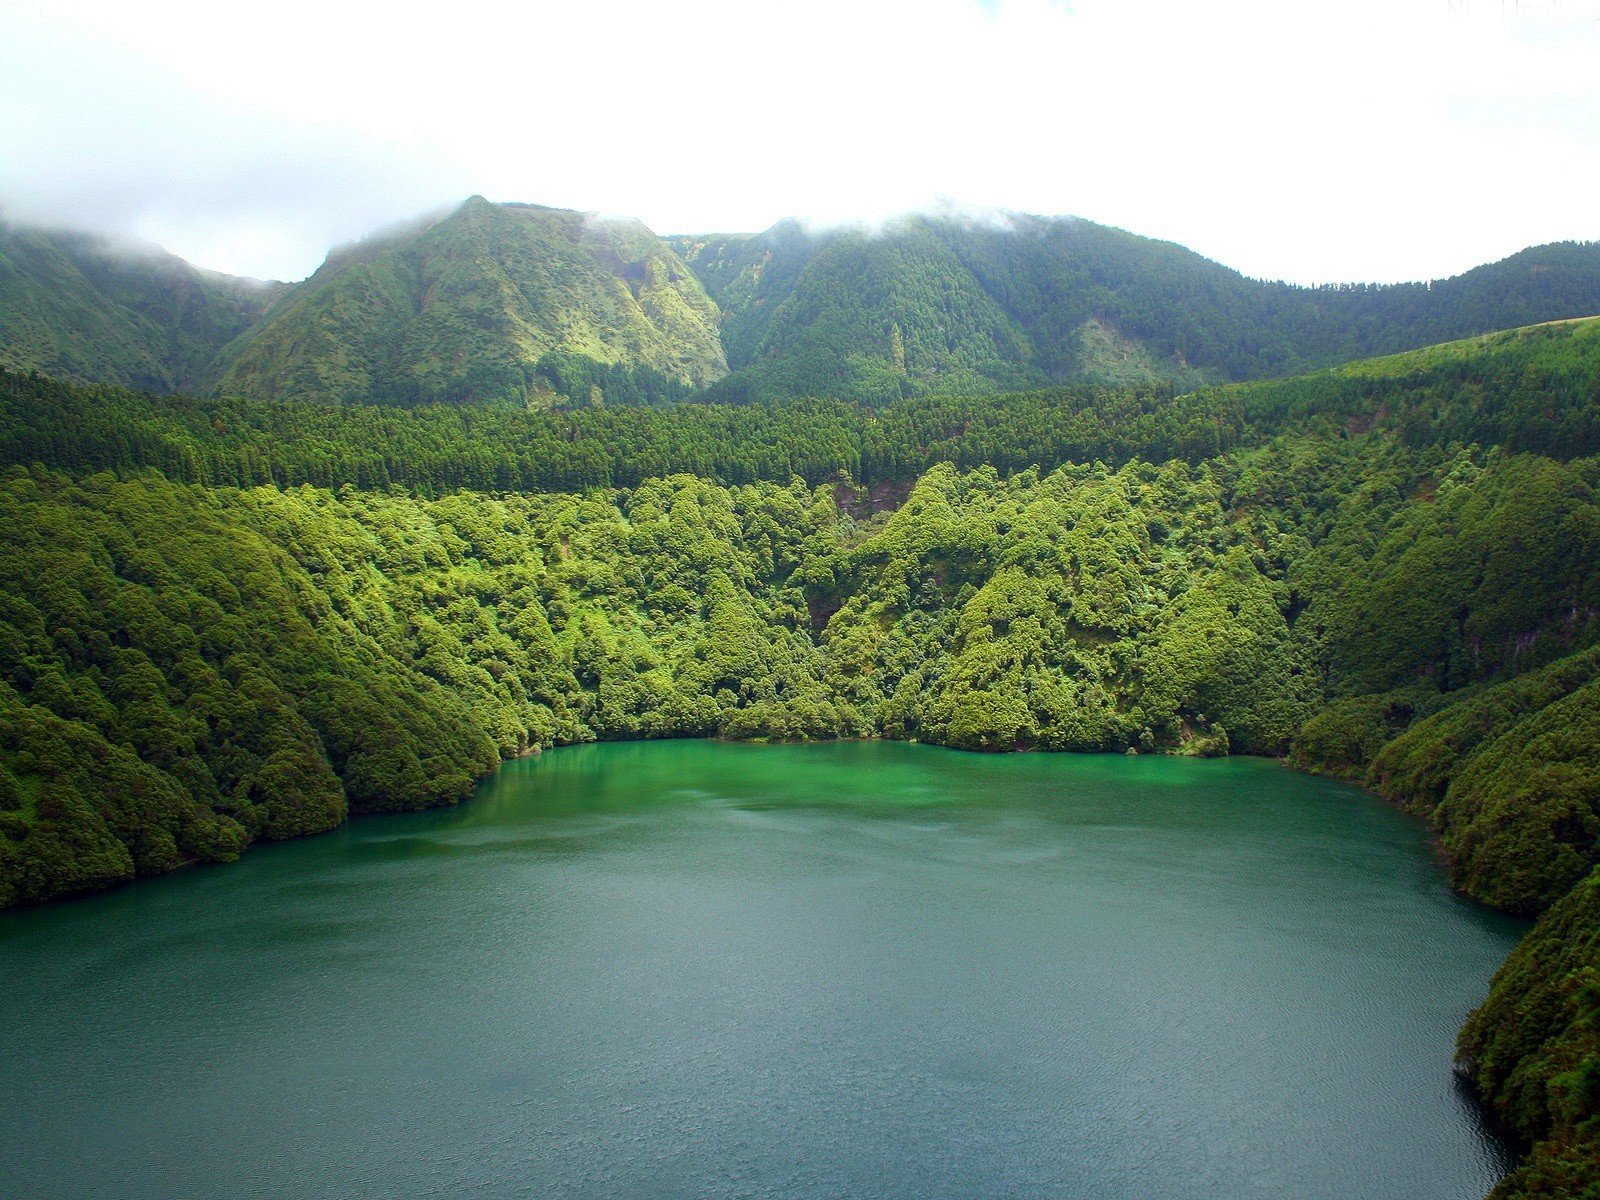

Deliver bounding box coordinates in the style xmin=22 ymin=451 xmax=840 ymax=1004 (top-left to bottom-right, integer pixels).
xmin=209 ymin=197 xmax=727 ymax=406
xmin=677 ymin=214 xmax=1600 ymax=402
xmin=3 ymin=202 xmax=1594 ymax=409
xmin=677 ymin=219 xmax=1038 ymax=402
xmin=0 ymin=218 xmax=283 ymax=391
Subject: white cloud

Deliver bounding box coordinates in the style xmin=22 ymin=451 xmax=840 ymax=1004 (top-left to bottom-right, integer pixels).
xmin=2 ymin=0 xmax=1596 ymax=282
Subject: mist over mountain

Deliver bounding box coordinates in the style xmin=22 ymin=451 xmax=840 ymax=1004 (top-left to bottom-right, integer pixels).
xmin=208 ymin=197 xmax=727 ymax=407
xmin=0 ymin=217 xmax=283 ymax=392
xmin=681 ymin=215 xmax=1600 ymax=403
xmin=0 ymin=198 xmax=1596 ymax=408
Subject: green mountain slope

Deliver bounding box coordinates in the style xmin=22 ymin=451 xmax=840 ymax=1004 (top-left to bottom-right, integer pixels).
xmin=0 ymin=218 xmax=283 ymax=391
xmin=209 ymin=197 xmax=727 ymax=406
xmin=676 ymin=214 xmax=1600 ymax=402
xmin=3 ymin=202 xmax=1594 ymax=409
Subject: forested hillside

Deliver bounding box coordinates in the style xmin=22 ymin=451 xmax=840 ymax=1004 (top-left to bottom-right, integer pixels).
xmin=0 ymin=219 xmax=283 ymax=391
xmin=680 ymin=215 xmax=1600 ymax=402
xmin=6 ymin=318 xmax=1599 ymax=492
xmin=2 ymin=203 xmax=1596 ymax=408
xmin=207 ymin=197 xmax=727 ymax=406
xmin=4 ymin=319 xmax=1600 ymax=1197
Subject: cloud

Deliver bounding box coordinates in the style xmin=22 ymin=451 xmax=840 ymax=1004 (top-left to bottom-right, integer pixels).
xmin=2 ymin=0 xmax=1596 ymax=283
xmin=0 ymin=7 xmax=471 ymax=279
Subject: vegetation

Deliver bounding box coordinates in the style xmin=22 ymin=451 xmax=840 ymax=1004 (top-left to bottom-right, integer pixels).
xmin=1459 ymin=874 xmax=1600 ymax=1198
xmin=0 ymin=218 xmax=282 ymax=391
xmin=7 ymin=316 xmax=1600 ymax=496
xmin=6 ymin=312 xmax=1600 ymax=1197
xmin=207 ymin=198 xmax=726 ymax=406
xmin=0 ymin=455 xmax=1320 ymax=905
xmin=681 ymin=214 xmax=1600 ymax=402
xmin=4 ymin=203 xmax=1597 ymax=410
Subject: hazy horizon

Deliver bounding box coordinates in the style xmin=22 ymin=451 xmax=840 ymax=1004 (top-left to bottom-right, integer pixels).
xmin=3 ymin=0 xmax=1597 ymax=285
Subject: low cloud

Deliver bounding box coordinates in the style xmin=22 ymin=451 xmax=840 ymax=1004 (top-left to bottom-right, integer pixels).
xmin=3 ymin=0 xmax=1597 ymax=283
xmin=1 ymin=8 xmax=470 ymax=280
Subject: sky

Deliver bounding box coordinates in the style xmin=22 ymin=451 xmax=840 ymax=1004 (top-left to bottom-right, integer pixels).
xmin=2 ymin=0 xmax=1598 ymax=284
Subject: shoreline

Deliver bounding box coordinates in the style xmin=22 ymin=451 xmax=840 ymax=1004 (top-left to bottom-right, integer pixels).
xmin=0 ymin=732 xmax=1501 ymax=917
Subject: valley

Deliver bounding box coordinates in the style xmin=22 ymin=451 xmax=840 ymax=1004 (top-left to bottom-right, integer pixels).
xmin=2 ymin=201 xmax=1599 ymax=1199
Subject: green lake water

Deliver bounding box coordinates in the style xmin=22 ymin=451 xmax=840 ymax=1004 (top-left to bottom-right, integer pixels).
xmin=0 ymin=740 xmax=1527 ymax=1199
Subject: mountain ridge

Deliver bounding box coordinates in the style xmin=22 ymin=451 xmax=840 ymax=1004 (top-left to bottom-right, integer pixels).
xmin=1 ymin=199 xmax=1597 ymax=407
xmin=0 ymin=216 xmax=285 ymax=392
xmin=682 ymin=213 xmax=1600 ymax=402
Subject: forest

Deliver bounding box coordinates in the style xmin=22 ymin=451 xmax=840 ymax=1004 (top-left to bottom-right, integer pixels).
xmin=6 ymin=317 xmax=1600 ymax=494
xmin=3 ymin=319 xmax=1600 ymax=1197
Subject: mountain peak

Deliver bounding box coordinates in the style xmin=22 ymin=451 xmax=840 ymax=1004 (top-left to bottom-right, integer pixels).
xmin=206 ymin=195 xmax=726 ymax=405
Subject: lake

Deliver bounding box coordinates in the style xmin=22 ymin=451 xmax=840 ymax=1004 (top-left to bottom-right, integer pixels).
xmin=0 ymin=740 xmax=1526 ymax=1199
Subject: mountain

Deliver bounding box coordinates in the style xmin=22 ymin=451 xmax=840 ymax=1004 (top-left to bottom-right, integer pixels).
xmin=675 ymin=214 xmax=1600 ymax=402
xmin=1 ymin=200 xmax=1596 ymax=408
xmin=0 ymin=217 xmax=284 ymax=392
xmin=208 ymin=197 xmax=727 ymax=406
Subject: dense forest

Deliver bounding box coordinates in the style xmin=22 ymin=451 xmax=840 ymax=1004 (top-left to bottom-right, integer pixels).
xmin=4 ymin=319 xmax=1600 ymax=1196
xmin=6 ymin=318 xmax=1600 ymax=494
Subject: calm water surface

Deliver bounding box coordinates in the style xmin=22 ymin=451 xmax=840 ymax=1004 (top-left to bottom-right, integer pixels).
xmin=0 ymin=741 xmax=1526 ymax=1199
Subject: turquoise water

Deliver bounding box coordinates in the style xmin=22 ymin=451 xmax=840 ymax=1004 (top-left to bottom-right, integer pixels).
xmin=0 ymin=741 xmax=1526 ymax=1199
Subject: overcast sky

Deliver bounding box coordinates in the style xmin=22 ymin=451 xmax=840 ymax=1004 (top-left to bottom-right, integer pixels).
xmin=2 ymin=0 xmax=1597 ymax=284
